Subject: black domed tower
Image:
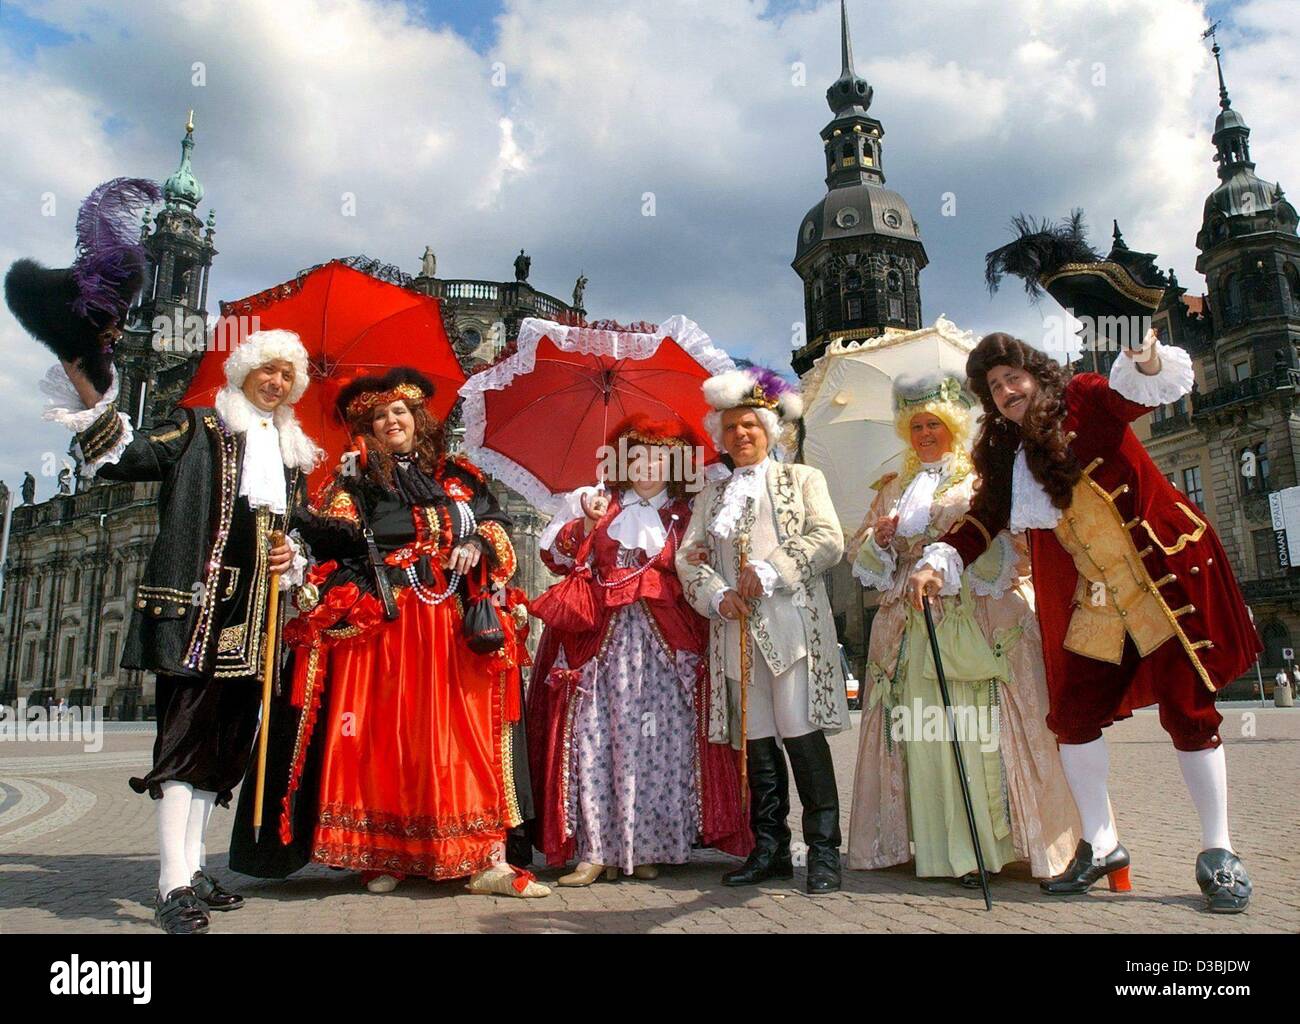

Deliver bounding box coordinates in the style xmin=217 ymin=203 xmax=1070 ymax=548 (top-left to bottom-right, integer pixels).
xmin=791 ymin=0 xmax=928 ymax=376
xmin=1194 ymin=37 xmax=1300 ymax=367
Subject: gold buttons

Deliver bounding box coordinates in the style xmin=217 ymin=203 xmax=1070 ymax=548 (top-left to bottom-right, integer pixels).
xmin=1190 ymin=566 xmax=1200 ymax=575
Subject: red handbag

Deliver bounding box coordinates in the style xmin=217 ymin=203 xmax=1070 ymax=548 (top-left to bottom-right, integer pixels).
xmin=530 ymin=513 xmax=605 ymax=633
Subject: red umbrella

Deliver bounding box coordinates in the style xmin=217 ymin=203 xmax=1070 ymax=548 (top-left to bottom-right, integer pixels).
xmin=182 ymin=260 xmax=466 ymax=491
xmin=458 ymin=315 xmax=734 ymax=510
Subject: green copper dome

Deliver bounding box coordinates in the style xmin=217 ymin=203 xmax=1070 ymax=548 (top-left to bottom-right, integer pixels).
xmin=163 ymin=113 xmax=204 ymax=209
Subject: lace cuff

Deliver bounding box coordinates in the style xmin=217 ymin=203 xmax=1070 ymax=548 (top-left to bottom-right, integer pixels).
xmin=750 ymin=560 xmax=778 ymax=597
xmin=966 ymin=532 xmax=1019 ymax=599
xmin=918 ymin=542 xmax=964 ymax=597
xmin=41 ymin=363 xmax=134 ymax=476
xmin=1109 ymin=342 xmax=1194 ymax=407
xmin=280 ymin=530 xmax=309 ymax=590
xmin=852 ymin=533 xmax=897 ymax=592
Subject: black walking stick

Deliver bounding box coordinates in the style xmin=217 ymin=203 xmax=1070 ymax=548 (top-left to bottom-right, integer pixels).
xmin=922 ymin=596 xmax=993 ymax=910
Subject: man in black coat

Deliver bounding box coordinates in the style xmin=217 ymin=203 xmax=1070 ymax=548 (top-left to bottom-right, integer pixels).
xmin=46 ymin=329 xmax=322 ymax=933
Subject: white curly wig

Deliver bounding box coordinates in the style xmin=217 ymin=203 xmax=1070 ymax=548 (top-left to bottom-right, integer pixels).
xmin=222 ymin=329 xmax=311 ymax=404
xmin=215 ymin=329 xmax=322 ymax=471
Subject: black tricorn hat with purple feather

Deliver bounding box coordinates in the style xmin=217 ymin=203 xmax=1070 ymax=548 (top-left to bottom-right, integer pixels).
xmin=5 ymin=177 xmax=162 ymax=394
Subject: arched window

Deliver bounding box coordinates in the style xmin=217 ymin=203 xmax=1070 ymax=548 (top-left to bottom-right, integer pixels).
xmin=1261 ymin=620 xmax=1290 ymax=670
xmin=1285 ymin=263 xmax=1300 ymax=304
xmin=841 ymin=141 xmax=855 ymax=165
xmin=111 ymin=562 xmax=124 ymax=597
xmin=1220 ymin=272 xmax=1241 ymax=325
xmin=69 ymin=567 xmax=82 ymax=603
xmin=1240 ymin=440 xmax=1270 ymax=494
xmin=845 ymin=270 xmax=861 ymax=291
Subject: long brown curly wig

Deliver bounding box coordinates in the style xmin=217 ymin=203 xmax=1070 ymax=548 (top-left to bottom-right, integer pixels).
xmin=966 ymin=332 xmax=1081 ymax=529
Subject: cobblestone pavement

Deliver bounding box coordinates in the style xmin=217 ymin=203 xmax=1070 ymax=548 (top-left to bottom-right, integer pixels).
xmin=1 ymin=708 xmax=1295 ymax=934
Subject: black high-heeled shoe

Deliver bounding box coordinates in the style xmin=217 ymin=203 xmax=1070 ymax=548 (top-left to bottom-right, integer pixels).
xmin=1195 ymin=848 xmax=1251 ymax=914
xmin=1040 ymin=840 xmax=1132 ymax=895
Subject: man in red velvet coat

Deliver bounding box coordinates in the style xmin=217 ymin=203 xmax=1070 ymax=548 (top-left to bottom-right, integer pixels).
xmin=909 ymin=329 xmax=1258 ymax=913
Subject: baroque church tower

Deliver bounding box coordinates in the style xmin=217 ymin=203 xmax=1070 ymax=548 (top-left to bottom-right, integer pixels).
xmin=1193 ymin=39 xmax=1300 ymax=377
xmin=119 ymin=111 xmax=219 ymax=431
xmin=791 ymin=0 xmax=928 ymax=376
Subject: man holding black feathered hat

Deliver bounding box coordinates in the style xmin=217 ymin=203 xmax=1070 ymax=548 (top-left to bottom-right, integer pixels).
xmin=6 ymin=180 xmax=323 ymax=933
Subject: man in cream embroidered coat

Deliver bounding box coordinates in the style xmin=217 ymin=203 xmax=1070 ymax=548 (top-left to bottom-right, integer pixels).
xmin=677 ymin=367 xmax=848 ymax=894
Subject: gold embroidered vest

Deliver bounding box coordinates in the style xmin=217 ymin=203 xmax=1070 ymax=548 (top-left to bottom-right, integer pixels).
xmin=1053 ymin=476 xmax=1175 ymax=663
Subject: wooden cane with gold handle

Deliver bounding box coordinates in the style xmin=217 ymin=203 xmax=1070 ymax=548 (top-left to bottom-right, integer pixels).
xmin=737 ymin=525 xmax=751 ymax=813
xmin=252 ymin=529 xmax=286 ymax=842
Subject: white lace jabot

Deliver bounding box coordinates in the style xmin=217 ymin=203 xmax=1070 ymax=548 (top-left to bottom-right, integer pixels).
xmin=238 ymin=402 xmax=288 ymax=515
xmin=606 ymin=487 xmax=672 ymax=557
xmin=1010 ymin=447 xmax=1061 ymax=533
xmin=894 ymin=453 xmax=952 ymax=539
xmin=711 ymin=457 xmax=769 ymax=540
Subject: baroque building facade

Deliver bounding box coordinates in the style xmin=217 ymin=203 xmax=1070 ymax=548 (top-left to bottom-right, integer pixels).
xmin=0 ymin=121 xmax=586 ymax=714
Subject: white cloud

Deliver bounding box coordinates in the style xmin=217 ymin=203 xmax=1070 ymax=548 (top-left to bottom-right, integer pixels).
xmin=1 ymin=0 xmax=1297 ymax=500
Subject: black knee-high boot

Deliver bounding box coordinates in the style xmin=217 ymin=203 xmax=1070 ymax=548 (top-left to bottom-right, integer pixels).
xmin=722 ymin=737 xmax=793 ymax=886
xmin=784 ymin=730 xmax=842 ymax=894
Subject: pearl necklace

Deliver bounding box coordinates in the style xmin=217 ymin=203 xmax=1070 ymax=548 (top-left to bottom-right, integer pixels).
xmin=591 ymin=520 xmax=679 ymax=588
xmin=405 ymin=565 xmax=462 ymax=605
xmin=405 ymin=500 xmax=478 ymax=605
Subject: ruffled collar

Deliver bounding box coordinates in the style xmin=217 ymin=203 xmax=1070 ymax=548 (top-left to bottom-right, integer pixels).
xmin=606 ymin=487 xmax=673 ymax=557
xmin=711 ymin=457 xmax=769 ymax=540
xmin=894 ymin=454 xmax=954 ymax=539
xmin=1009 ymin=446 xmax=1062 ymax=532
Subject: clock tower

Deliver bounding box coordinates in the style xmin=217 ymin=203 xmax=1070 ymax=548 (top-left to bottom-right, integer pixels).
xmin=791 ymin=0 xmax=928 ymax=377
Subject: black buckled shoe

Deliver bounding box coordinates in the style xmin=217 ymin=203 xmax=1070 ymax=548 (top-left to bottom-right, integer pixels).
xmin=784 ymin=731 xmax=843 ymax=895
xmin=723 ymin=738 xmax=794 ymax=886
xmin=1040 ymin=840 xmax=1131 ymax=895
xmin=155 ymin=886 xmax=210 ymax=934
xmin=1195 ymin=848 xmax=1251 ymax=914
xmin=191 ymin=870 xmax=245 ymax=912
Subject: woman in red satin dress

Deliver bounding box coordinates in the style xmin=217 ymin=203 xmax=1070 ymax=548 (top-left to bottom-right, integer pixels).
xmin=283 ymin=367 xmax=548 ymax=898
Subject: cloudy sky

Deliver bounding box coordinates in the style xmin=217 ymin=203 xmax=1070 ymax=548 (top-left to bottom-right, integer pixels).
xmin=1 ymin=0 xmax=1293 ymax=501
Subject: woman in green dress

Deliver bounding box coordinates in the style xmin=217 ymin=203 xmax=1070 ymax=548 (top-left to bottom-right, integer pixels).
xmin=845 ymin=371 xmax=1078 ymax=884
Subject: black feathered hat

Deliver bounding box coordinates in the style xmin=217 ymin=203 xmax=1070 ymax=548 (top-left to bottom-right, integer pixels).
xmin=984 ymin=210 xmax=1169 ymax=321
xmin=5 ymin=177 xmax=161 ymax=394
xmin=336 ymin=366 xmax=438 ymax=424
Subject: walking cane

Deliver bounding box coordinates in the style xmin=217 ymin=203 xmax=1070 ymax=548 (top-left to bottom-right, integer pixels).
xmin=921 ymin=594 xmax=993 ymax=911
xmin=252 ymin=529 xmax=286 ymax=842
xmin=737 ymin=525 xmax=752 ymax=813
